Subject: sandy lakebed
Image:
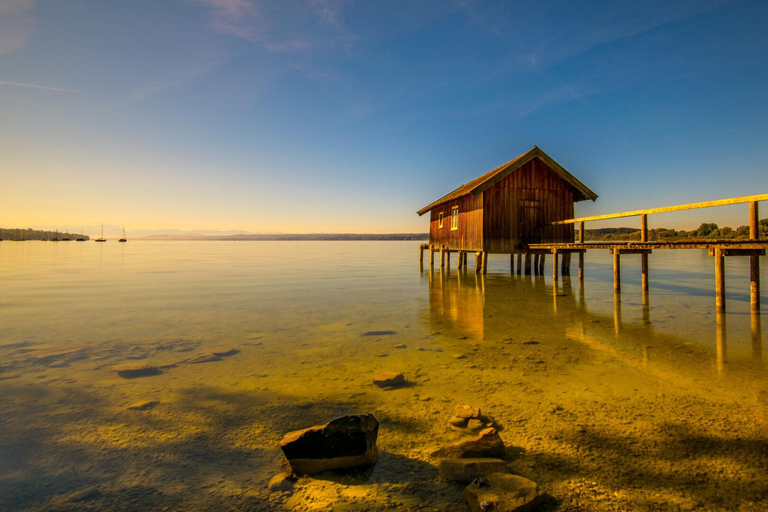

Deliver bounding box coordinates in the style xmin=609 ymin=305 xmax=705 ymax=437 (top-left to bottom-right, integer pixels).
xmin=0 ymin=241 xmax=766 ymax=511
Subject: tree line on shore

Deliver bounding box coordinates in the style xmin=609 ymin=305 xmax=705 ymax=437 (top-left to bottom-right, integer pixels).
xmin=581 ymin=219 xmax=768 ymax=241
xmin=0 ymin=228 xmax=89 ymax=241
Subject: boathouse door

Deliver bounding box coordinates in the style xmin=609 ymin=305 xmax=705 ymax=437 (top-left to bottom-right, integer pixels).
xmin=520 ymin=201 xmax=542 ymax=246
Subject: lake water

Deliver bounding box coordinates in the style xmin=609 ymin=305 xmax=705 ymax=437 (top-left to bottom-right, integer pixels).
xmin=1 ymin=241 xmax=766 ymax=511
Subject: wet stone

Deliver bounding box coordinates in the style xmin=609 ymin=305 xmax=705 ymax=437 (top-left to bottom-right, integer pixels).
xmin=463 ymin=473 xmax=546 ymax=512
xmin=361 ymin=330 xmax=396 ymax=336
xmin=112 ymin=364 xmax=162 ymax=379
xmin=210 ymin=347 xmax=239 ymax=357
xmin=450 ymin=416 xmax=468 ymax=427
xmin=432 ymin=428 xmax=506 ymax=459
xmin=372 ymin=371 xmax=405 ymax=388
xmin=455 ymin=404 xmax=481 ymax=419
xmin=280 ymin=414 xmax=379 ymax=476
xmin=438 ymin=458 xmax=510 ymax=483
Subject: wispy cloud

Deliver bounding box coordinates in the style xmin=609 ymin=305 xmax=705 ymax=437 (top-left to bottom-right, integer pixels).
xmin=0 ymin=80 xmax=80 ymax=94
xmin=0 ymin=0 xmax=36 ymax=55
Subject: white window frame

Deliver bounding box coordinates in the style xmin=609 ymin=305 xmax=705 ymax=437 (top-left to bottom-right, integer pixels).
xmin=451 ymin=206 xmax=459 ymax=230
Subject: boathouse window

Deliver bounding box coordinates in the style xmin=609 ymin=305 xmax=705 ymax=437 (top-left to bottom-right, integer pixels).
xmin=438 ymin=212 xmax=444 ymax=228
xmin=451 ymin=206 xmax=459 ymax=230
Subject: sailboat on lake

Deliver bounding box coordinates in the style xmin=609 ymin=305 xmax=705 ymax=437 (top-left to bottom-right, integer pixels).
xmin=95 ymin=223 xmax=106 ymax=242
xmin=119 ymin=226 xmax=127 ymax=243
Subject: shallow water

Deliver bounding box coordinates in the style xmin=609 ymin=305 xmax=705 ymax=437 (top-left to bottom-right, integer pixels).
xmin=0 ymin=241 xmax=766 ymax=511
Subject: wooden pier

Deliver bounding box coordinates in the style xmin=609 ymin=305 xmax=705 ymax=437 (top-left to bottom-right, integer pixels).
xmin=422 ymin=194 xmax=768 ymax=312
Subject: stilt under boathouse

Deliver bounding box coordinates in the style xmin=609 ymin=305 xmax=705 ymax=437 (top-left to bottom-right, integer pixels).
xmin=417 ymin=145 xmax=598 ymax=275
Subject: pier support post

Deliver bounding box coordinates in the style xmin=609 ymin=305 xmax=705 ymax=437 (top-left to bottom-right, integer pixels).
xmin=579 ymin=221 xmax=584 ymax=243
xmin=446 ymin=250 xmax=451 ymax=270
xmin=750 ymin=201 xmax=758 ymax=239
xmin=482 ymin=251 xmax=488 ymax=275
xmin=613 ymin=249 xmax=621 ymax=293
xmin=464 ymin=252 xmax=468 ymax=267
xmin=533 ymin=254 xmax=540 ymax=275
xmin=419 ymin=245 xmax=424 ymax=263
xmin=475 ymin=252 xmax=482 ymax=274
xmin=641 ymin=214 xmax=648 ymax=242
xmin=430 ymin=244 xmax=435 ymax=267
xmin=578 ymin=252 xmax=584 ymax=281
xmin=457 ymin=251 xmax=463 ymax=270
xmin=750 ymin=253 xmax=760 ymax=312
xmin=539 ymin=253 xmax=545 ymax=275
xmin=517 ymin=253 xmax=522 ymax=275
xmin=524 ymin=252 xmax=532 ymax=275
xmin=440 ymin=246 xmax=445 ymax=268
xmin=552 ymin=251 xmax=559 ymax=282
xmin=641 ymin=253 xmax=649 ymax=297
xmin=714 ymin=248 xmax=725 ymax=312
xmin=510 ymin=252 xmax=515 ymax=274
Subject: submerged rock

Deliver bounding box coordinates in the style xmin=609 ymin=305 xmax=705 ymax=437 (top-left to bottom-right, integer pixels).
xmin=186 ymin=353 xmax=222 ymax=364
xmin=463 ymin=473 xmax=545 ymax=512
xmin=361 ymin=330 xmax=396 ymax=336
xmin=268 ymin=472 xmax=297 ymax=493
xmin=455 ymin=404 xmax=481 ymax=419
xmin=279 ymin=414 xmax=379 ymax=476
xmin=432 ymin=427 xmax=505 ymax=459
xmin=438 ymin=458 xmax=510 ymax=483
xmin=372 ymin=371 xmax=405 ymax=388
xmin=112 ymin=364 xmax=162 ymax=379
xmin=210 ymin=347 xmax=239 ymax=357
xmin=127 ymin=400 xmax=159 ymax=411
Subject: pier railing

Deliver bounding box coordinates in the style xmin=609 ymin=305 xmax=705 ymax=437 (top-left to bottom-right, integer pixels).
xmin=553 ymin=193 xmax=768 ymax=243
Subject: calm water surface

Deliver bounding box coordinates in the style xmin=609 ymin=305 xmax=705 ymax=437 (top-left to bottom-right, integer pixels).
xmin=1 ymin=241 xmax=766 ymax=511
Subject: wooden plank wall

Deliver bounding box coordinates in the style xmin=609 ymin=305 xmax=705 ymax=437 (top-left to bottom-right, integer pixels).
xmin=429 ymin=193 xmax=484 ymax=251
xmin=483 ymin=159 xmax=574 ymax=253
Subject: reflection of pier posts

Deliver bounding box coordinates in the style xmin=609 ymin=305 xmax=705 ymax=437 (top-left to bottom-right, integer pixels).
xmin=752 ymin=313 xmax=763 ymax=363
xmin=510 ymin=252 xmax=514 ymax=274
xmin=552 ymin=250 xmax=559 ymax=283
xmin=750 ymin=253 xmax=760 ymax=312
xmin=641 ymin=253 xmax=649 ymax=297
xmin=524 ymin=253 xmax=532 ymax=275
xmin=716 ymin=312 xmax=727 ymax=376
xmin=457 ymin=250 xmax=463 ymax=270
xmin=613 ymin=291 xmax=622 ymax=335
xmin=578 ymin=252 xmax=584 ymax=282
xmin=482 ymin=251 xmax=488 ymax=275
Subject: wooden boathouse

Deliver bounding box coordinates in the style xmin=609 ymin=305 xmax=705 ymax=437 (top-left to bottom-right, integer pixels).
xmin=417 ymin=145 xmax=597 ymax=272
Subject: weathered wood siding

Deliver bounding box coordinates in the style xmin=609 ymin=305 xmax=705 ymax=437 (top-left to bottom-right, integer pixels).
xmin=429 ymin=193 xmax=484 ymax=251
xmin=483 ymin=159 xmax=574 ymax=253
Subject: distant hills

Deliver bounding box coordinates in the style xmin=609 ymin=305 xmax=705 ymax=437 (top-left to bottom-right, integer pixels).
xmin=139 ymin=233 xmax=429 ymax=241
xmin=0 ymin=228 xmax=89 ymax=241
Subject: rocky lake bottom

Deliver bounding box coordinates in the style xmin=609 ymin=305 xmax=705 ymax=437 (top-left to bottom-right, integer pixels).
xmin=0 ymin=241 xmax=766 ymax=511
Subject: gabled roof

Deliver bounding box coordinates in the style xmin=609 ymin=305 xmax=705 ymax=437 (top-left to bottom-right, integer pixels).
xmin=417 ymin=146 xmax=598 ymax=216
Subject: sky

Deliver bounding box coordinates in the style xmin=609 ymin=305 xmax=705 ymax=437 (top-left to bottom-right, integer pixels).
xmin=1 ymin=0 xmax=767 ymax=235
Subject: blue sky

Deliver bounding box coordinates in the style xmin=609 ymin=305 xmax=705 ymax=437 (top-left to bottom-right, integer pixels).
xmin=1 ymin=0 xmax=767 ymax=233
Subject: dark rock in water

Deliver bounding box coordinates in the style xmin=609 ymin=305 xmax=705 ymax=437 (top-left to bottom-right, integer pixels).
xmin=522 ymin=340 xmax=540 ymax=345
xmin=211 ymin=347 xmax=239 ymax=357
xmin=450 ymin=416 xmax=468 ymax=427
xmin=127 ymin=400 xmax=159 ymax=411
xmin=438 ymin=458 xmax=510 ymax=483
xmin=431 ymin=428 xmax=505 ymax=459
xmin=113 ymin=364 xmax=162 ymax=379
xmin=186 ymin=353 xmax=222 ymax=364
xmin=463 ymin=473 xmax=545 ymax=512
xmin=372 ymin=371 xmax=405 ymax=388
xmin=268 ymin=472 xmax=297 ymax=493
xmin=361 ymin=330 xmax=396 ymax=336
xmin=279 ymin=414 xmax=379 ymax=476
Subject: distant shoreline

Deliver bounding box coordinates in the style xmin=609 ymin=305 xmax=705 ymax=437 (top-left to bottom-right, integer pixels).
xmin=136 ymin=233 xmax=429 ymax=242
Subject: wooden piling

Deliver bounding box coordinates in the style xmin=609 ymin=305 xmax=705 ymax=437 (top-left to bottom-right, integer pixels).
xmin=446 ymin=250 xmax=451 ymax=269
xmin=553 ymin=251 xmax=559 ymax=282
xmin=524 ymin=252 xmax=532 ymax=275
xmin=510 ymin=252 xmax=515 ymax=273
xmin=475 ymin=252 xmax=482 ymax=274
xmin=750 ymin=201 xmax=758 ymax=239
xmin=440 ymin=246 xmax=445 ymax=268
xmin=539 ymin=253 xmax=545 ymax=275
xmin=714 ymin=248 xmax=725 ymax=312
xmin=750 ymin=253 xmax=760 ymax=312
xmin=561 ymin=252 xmax=568 ymax=276
xmin=533 ymin=254 xmax=540 ymax=275
xmin=517 ymin=253 xmax=522 ymax=275
xmin=430 ymin=244 xmax=435 ymax=267
xmin=641 ymin=253 xmax=649 ymax=296
xmin=464 ymin=251 xmax=468 ymax=267
xmin=613 ymin=250 xmax=621 ymax=293
xmin=482 ymin=251 xmax=488 ymax=275
xmin=579 ymin=221 xmax=584 ymax=243
xmin=578 ymin=252 xmax=584 ymax=281
xmin=641 ymin=214 xmax=648 ymax=242
xmin=419 ymin=245 xmax=424 ymax=263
